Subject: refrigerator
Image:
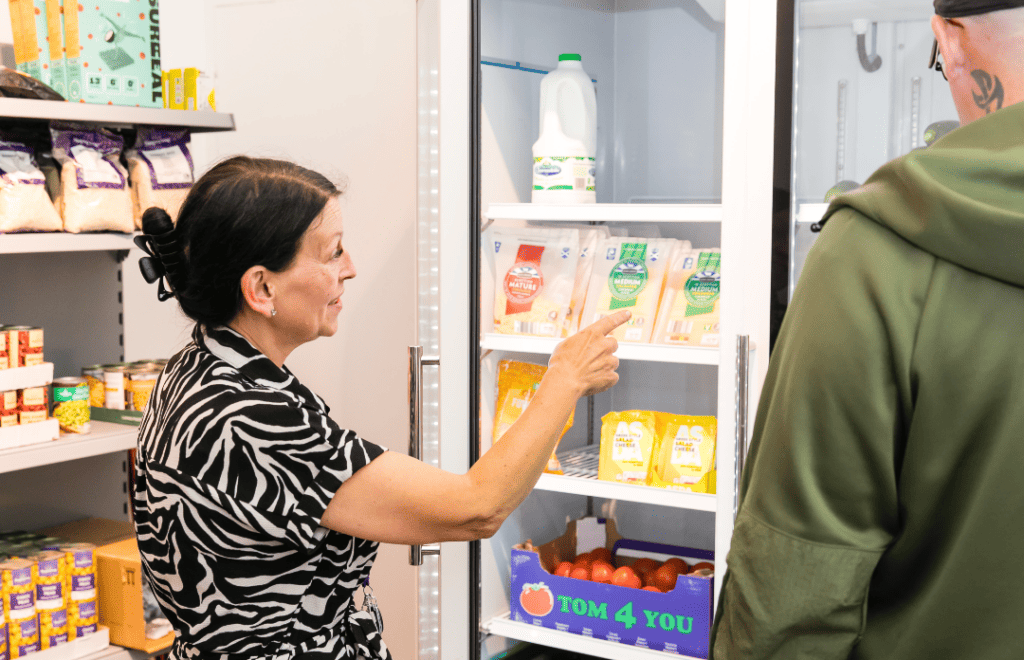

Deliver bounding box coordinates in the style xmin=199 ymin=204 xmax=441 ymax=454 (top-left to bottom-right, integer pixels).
xmin=420 ymin=0 xmax=776 ymax=658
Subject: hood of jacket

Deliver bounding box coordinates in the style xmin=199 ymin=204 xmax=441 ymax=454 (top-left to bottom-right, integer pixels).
xmin=820 ymin=101 xmax=1024 ymax=288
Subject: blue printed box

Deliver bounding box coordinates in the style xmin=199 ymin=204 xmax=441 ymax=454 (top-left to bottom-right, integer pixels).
xmin=509 ymin=519 xmax=714 ymax=658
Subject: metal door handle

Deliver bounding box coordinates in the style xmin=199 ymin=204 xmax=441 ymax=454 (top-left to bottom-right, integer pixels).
xmin=734 ymin=335 xmax=751 ymax=522
xmin=409 ymin=345 xmax=441 ymax=565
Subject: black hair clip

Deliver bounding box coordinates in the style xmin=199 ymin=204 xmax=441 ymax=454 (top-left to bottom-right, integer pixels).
xmin=134 ymin=233 xmax=176 ymax=301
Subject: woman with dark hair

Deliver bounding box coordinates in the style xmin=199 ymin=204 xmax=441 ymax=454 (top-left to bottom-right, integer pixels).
xmin=133 ymin=156 xmax=629 ymax=660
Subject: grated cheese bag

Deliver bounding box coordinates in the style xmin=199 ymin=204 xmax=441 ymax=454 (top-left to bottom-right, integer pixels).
xmin=562 ymin=227 xmax=607 ymax=337
xmin=50 ymin=123 xmax=133 ymax=233
xmin=0 ymin=132 xmax=63 ymax=232
xmin=493 ymin=360 xmax=572 ymax=474
xmin=580 ymin=237 xmax=683 ymax=343
xmin=598 ymin=410 xmax=658 ymax=485
xmin=649 ymin=413 xmax=717 ymax=493
xmin=651 ymin=248 xmax=721 ymax=347
xmin=126 ymin=127 xmax=194 ymax=228
xmin=492 ymin=227 xmax=579 ymax=337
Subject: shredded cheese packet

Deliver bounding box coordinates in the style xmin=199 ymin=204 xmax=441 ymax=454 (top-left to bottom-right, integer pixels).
xmin=649 ymin=413 xmax=717 ymax=493
xmin=581 ymin=237 xmax=683 ymax=343
xmin=598 ymin=410 xmax=659 ymax=485
xmin=492 ymin=227 xmax=579 ymax=337
xmin=652 ymin=248 xmax=721 ymax=347
xmin=0 ymin=132 xmax=63 ymax=232
xmin=493 ymin=360 xmax=572 ymax=474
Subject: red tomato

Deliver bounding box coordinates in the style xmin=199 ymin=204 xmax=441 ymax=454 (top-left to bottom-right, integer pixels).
xmin=590 ymin=547 xmax=613 ymax=564
xmin=651 ymin=564 xmax=678 ymax=592
xmin=590 ymin=561 xmax=614 ymax=584
xmin=610 ymin=566 xmax=642 ymax=590
xmin=554 ymin=561 xmax=572 ymax=578
xmin=572 ymin=552 xmax=594 ymax=570
xmin=641 ymin=585 xmax=662 ymax=592
xmin=569 ymin=566 xmax=591 ymax=581
xmin=663 ymin=557 xmax=689 ymax=575
xmin=632 ymin=558 xmax=658 ymax=578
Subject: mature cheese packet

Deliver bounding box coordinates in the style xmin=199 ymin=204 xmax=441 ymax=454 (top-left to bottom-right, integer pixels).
xmin=51 ymin=124 xmax=133 ymax=233
xmin=652 ymin=248 xmax=721 ymax=347
xmin=493 ymin=360 xmax=572 ymax=474
xmin=492 ymin=227 xmax=580 ymax=337
xmin=581 ymin=237 xmax=683 ymax=343
xmin=598 ymin=410 xmax=659 ymax=485
xmin=650 ymin=413 xmax=717 ymax=493
xmin=563 ymin=227 xmax=608 ymax=337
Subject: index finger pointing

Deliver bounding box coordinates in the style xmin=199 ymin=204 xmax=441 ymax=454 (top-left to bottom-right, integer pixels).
xmin=590 ymin=310 xmax=632 ymax=336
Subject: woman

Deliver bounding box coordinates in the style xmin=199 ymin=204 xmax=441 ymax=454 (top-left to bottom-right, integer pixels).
xmin=133 ymin=156 xmax=629 ymax=660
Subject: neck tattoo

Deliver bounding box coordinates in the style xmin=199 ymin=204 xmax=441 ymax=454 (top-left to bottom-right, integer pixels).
xmin=971 ymin=69 xmax=1004 ymax=114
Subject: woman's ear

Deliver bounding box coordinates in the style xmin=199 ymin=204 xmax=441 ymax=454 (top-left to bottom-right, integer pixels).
xmin=240 ymin=265 xmax=276 ymax=319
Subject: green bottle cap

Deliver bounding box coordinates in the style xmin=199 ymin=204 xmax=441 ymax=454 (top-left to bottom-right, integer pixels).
xmin=559 ymin=53 xmax=582 ymax=62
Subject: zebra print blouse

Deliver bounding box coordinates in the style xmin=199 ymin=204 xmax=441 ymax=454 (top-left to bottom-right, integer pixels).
xmin=134 ymin=325 xmax=390 ymax=660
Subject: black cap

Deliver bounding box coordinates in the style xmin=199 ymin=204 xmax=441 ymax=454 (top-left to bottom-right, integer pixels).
xmin=935 ymin=0 xmax=1024 ymax=17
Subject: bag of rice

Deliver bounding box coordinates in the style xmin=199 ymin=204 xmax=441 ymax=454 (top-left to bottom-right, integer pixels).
xmin=0 ymin=131 xmax=63 ymax=232
xmin=580 ymin=237 xmax=683 ymax=343
xmin=492 ymin=226 xmax=579 ymax=338
xmin=50 ymin=123 xmax=133 ymax=233
xmin=125 ymin=128 xmax=194 ymax=227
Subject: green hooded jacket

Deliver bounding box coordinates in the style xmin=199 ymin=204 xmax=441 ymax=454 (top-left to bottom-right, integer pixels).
xmin=710 ymin=102 xmax=1024 ymax=659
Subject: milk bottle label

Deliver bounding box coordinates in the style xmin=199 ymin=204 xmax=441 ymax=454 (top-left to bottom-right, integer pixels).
xmin=533 ymin=156 xmax=595 ymax=194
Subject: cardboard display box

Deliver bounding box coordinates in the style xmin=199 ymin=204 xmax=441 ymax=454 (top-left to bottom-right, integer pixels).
xmin=37 ymin=518 xmax=174 ymax=653
xmin=510 ymin=518 xmax=714 ymax=658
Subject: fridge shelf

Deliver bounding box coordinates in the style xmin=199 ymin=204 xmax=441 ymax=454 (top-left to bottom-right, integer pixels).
xmin=485 ymin=203 xmax=723 ymax=224
xmin=539 ymin=445 xmax=716 ymax=512
xmin=0 ymin=421 xmax=137 ymax=474
xmin=0 ymin=99 xmax=236 ymax=133
xmin=482 ymin=334 xmax=720 ymax=366
xmin=0 ymin=362 xmax=55 ymax=391
xmin=0 ymin=232 xmax=138 ymax=255
xmin=484 ymin=612 xmax=703 ymax=660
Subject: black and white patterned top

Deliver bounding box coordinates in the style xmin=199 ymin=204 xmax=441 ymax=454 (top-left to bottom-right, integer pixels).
xmin=134 ymin=325 xmax=390 ymax=660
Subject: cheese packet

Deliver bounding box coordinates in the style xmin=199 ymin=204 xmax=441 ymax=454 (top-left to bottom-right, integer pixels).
xmin=50 ymin=123 xmax=133 ymax=233
xmin=0 ymin=131 xmax=63 ymax=232
xmin=493 ymin=360 xmax=572 ymax=474
xmin=492 ymin=227 xmax=580 ymax=337
xmin=650 ymin=413 xmax=717 ymax=493
xmin=598 ymin=410 xmax=659 ymax=485
xmin=581 ymin=237 xmax=683 ymax=343
xmin=126 ymin=127 xmax=195 ymax=227
xmin=652 ymin=248 xmax=721 ymax=347
xmin=563 ymin=227 xmax=607 ymax=337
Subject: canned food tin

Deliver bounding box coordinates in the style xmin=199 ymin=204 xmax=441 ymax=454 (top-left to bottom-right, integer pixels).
xmin=1 ymin=613 xmax=9 ymax=660
xmin=0 ymin=559 xmax=39 ymax=658
xmin=4 ymin=328 xmax=42 ymax=369
xmin=61 ymin=544 xmax=96 ymax=603
xmin=102 ymin=365 xmax=130 ymax=410
xmin=66 ymin=598 xmax=97 ymax=641
xmin=53 ymin=378 xmax=90 ymax=434
xmin=81 ymin=366 xmax=105 ymax=409
xmin=127 ymin=368 xmax=159 ymax=412
xmin=17 ymin=388 xmax=46 ymax=413
xmin=34 ymin=552 xmax=68 ymax=650
xmin=0 ymin=331 xmax=8 ymax=371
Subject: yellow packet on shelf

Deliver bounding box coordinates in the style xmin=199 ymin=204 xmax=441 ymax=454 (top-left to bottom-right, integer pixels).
xmin=493 ymin=360 xmax=572 ymax=474
xmin=650 ymin=413 xmax=717 ymax=492
xmin=598 ymin=410 xmax=658 ymax=485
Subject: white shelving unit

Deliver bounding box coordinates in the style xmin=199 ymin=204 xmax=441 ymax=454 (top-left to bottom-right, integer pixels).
xmin=0 ymin=421 xmax=138 ymax=475
xmin=482 ymin=334 xmax=720 ymax=366
xmin=485 ymin=203 xmax=723 ymax=224
xmin=535 ymin=473 xmax=716 ymax=513
xmin=0 ymin=233 xmax=137 ymax=255
xmin=0 ymin=99 xmax=235 ymax=133
xmin=483 ymin=614 xmax=703 ymax=660
xmin=0 ymin=363 xmax=56 ymax=390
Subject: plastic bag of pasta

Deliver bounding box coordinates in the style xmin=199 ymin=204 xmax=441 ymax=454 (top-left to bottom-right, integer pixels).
xmin=0 ymin=131 xmax=63 ymax=232
xmin=50 ymin=123 xmax=133 ymax=233
xmin=125 ymin=128 xmax=194 ymax=227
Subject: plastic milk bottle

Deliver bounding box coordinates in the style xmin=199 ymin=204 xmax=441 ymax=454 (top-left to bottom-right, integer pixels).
xmin=532 ymin=54 xmax=597 ymax=203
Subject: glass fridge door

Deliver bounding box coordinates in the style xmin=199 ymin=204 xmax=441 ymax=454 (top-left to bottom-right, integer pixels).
xmin=789 ymin=0 xmax=959 ymax=295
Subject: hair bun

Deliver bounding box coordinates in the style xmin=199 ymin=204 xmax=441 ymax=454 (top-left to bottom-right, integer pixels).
xmin=142 ymin=206 xmax=174 ymax=236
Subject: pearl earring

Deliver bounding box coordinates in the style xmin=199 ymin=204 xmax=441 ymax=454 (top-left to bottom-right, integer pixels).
xmin=271 ymin=309 xmax=277 ymax=317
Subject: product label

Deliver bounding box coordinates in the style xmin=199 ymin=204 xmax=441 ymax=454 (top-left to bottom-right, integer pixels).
xmin=77 ymin=601 xmax=96 ymax=620
xmin=0 ymin=358 xmax=7 ymax=370
xmin=54 ymin=385 xmax=89 ymax=403
xmin=18 ymin=642 xmax=39 ymax=657
xmin=608 ymin=243 xmax=649 ymax=310
xmin=21 ymin=388 xmax=44 ymax=408
xmin=73 ymin=551 xmax=93 ymax=570
xmin=533 ymin=155 xmax=595 ymax=193
xmin=140 ymin=145 xmax=194 ymax=187
xmin=75 ymin=624 xmax=97 ymax=638
xmin=0 ymin=622 xmax=8 ymax=660
xmin=1 ymin=391 xmax=16 ymax=411
xmin=9 ymin=568 xmax=31 ymax=588
xmin=683 ymin=252 xmax=721 ymax=316
xmin=45 ymin=633 xmax=68 ymax=648
xmin=36 ymin=583 xmax=63 ymax=611
xmin=16 ymin=619 xmax=36 ymax=639
xmin=48 ymin=611 xmax=67 ymax=630
xmin=26 ymin=329 xmax=42 ymax=349
xmin=7 ymin=592 xmax=34 ymax=621
xmin=22 ymin=354 xmax=44 ymax=367
xmin=0 ymin=414 xmax=17 ymax=428
xmin=503 ymin=244 xmax=546 ymax=315
xmin=670 ymin=426 xmax=704 ymax=475
xmin=70 ymin=574 xmax=95 ymax=599
xmin=0 ymin=146 xmax=45 ymax=185
xmin=612 ymin=421 xmax=645 ymax=463
xmin=18 ymin=410 xmax=46 ymax=425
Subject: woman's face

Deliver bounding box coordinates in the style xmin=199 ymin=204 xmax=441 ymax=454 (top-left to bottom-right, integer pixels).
xmin=270 ymin=197 xmax=355 ymax=343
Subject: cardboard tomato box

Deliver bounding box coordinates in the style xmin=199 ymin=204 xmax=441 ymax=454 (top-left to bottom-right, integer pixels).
xmin=510 ymin=518 xmax=714 ymax=658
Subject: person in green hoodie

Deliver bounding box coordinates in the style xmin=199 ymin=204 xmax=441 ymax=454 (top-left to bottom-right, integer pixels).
xmin=710 ymin=1 xmax=1024 ymax=658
